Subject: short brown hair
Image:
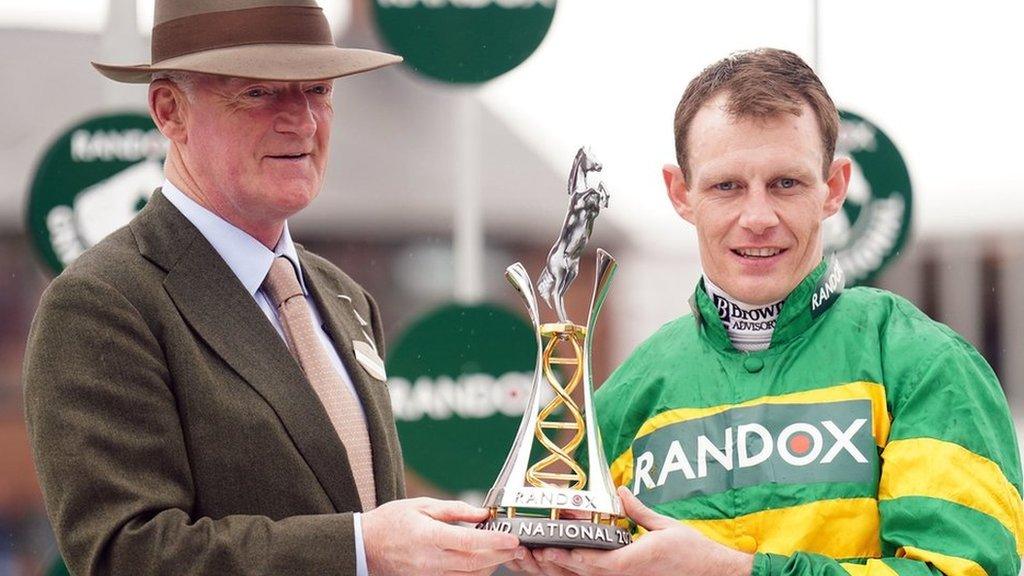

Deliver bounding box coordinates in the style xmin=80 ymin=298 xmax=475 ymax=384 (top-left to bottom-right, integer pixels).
xmin=673 ymin=48 xmax=839 ymax=179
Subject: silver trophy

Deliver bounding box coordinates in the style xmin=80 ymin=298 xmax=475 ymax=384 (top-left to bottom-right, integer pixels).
xmin=477 ymin=148 xmax=630 ymax=549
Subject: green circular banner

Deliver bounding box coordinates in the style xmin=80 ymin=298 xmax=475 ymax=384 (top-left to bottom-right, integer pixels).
xmin=386 ymin=303 xmax=537 ymax=496
xmin=372 ymin=0 xmax=556 ymax=84
xmin=825 ymin=110 xmax=913 ymax=286
xmin=26 ymin=112 xmax=167 ymax=274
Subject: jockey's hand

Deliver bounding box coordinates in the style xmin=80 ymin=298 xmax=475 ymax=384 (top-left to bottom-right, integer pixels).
xmin=525 ymin=487 xmax=754 ymax=576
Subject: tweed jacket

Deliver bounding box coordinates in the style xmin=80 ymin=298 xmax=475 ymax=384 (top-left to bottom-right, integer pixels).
xmin=24 ymin=191 xmax=405 ymax=575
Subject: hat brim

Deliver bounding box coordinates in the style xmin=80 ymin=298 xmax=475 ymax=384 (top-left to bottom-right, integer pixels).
xmin=92 ymin=44 xmax=402 ymax=84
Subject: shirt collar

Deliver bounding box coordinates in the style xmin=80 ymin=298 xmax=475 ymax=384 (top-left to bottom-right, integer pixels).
xmin=701 ymin=276 xmax=783 ymax=352
xmin=690 ymin=256 xmax=844 ymax=352
xmin=160 ymin=180 xmax=308 ymax=297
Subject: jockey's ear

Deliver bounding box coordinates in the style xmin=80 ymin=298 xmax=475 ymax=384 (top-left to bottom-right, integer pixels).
xmin=663 ymin=164 xmax=694 ymax=224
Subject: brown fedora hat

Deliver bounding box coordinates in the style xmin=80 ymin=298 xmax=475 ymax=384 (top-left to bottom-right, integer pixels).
xmin=92 ymin=0 xmax=402 ymax=83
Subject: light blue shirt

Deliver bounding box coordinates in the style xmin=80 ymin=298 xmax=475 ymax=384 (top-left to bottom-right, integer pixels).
xmin=161 ymin=181 xmax=370 ymax=576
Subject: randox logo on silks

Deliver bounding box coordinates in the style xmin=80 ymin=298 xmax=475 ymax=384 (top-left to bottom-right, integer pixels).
xmin=26 ymin=112 xmax=168 ymax=274
xmin=823 ymin=110 xmax=913 ymax=287
xmin=373 ymin=0 xmax=556 ymax=84
xmin=811 ymin=256 xmax=845 ymax=319
xmin=630 ymin=399 xmax=876 ymax=506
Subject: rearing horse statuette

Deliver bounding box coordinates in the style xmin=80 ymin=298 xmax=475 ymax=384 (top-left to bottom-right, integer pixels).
xmin=536 ymin=147 xmax=611 ymax=323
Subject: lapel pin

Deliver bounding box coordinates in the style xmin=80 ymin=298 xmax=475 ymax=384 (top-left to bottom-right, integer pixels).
xmin=353 ymin=340 xmax=386 ymax=381
xmin=338 ymin=293 xmax=384 ymax=380
xmin=337 ymin=294 xmax=369 ymax=327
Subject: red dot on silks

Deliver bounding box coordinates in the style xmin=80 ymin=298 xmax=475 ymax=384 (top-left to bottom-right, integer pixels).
xmin=788 ymin=433 xmax=812 ymax=455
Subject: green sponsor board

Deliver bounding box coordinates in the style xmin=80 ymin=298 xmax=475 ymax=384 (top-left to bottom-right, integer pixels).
xmin=26 ymin=112 xmax=167 ymax=274
xmin=630 ymin=399 xmax=876 ymax=506
xmin=386 ymin=303 xmax=537 ymax=495
xmin=825 ymin=110 xmax=913 ymax=286
xmin=372 ymin=0 xmax=556 ymax=84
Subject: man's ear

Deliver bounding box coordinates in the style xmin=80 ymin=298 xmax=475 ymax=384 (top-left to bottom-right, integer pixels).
xmin=823 ymin=157 xmax=851 ymax=218
xmin=663 ymin=164 xmax=694 ymax=223
xmin=149 ymin=80 xmax=189 ymax=145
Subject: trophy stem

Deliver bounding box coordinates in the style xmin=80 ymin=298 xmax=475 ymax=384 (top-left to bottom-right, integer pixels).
xmin=526 ymin=323 xmax=588 ymax=490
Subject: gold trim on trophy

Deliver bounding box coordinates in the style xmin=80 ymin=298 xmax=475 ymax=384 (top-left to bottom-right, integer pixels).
xmin=527 ymin=324 xmax=587 ymax=491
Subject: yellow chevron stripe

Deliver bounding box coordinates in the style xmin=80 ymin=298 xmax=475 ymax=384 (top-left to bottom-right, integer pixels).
xmin=636 ymin=381 xmax=889 ymax=441
xmin=879 ymin=437 xmax=1024 ymax=555
xmin=609 ymin=381 xmax=889 ymax=487
xmin=610 ymin=447 xmax=632 ymax=488
xmin=897 ymin=545 xmax=987 ymax=576
xmin=658 ymin=498 xmax=882 ymax=559
xmin=839 ymin=561 xmax=899 ymax=576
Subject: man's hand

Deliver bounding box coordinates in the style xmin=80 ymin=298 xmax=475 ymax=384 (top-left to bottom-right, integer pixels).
xmin=517 ymin=487 xmax=753 ymax=576
xmin=362 ymin=497 xmax=524 ymax=576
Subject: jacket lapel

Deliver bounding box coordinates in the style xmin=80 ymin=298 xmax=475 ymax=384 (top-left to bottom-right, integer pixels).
xmin=133 ymin=192 xmax=362 ymax=513
xmin=299 ymin=250 xmax=400 ymax=505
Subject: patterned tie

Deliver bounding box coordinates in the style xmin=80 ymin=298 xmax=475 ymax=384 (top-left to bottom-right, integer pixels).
xmin=262 ymin=256 xmax=377 ymax=510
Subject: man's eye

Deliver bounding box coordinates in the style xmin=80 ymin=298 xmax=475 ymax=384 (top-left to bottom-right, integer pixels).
xmin=777 ymin=178 xmax=798 ymax=189
xmin=246 ymin=88 xmax=268 ymax=98
xmin=714 ymin=182 xmax=737 ymax=191
xmin=308 ymin=85 xmax=331 ymax=95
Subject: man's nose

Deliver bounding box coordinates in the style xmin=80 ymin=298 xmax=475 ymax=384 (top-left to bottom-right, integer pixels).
xmin=738 ymin=188 xmax=779 ymax=235
xmin=274 ymin=92 xmax=317 ymax=137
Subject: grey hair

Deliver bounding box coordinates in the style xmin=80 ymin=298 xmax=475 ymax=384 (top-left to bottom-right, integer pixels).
xmin=151 ymin=70 xmax=198 ymax=100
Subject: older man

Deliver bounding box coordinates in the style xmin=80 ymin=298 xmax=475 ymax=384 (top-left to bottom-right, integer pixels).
xmin=24 ymin=1 xmax=521 ymax=575
xmin=516 ymin=49 xmax=1024 ymax=576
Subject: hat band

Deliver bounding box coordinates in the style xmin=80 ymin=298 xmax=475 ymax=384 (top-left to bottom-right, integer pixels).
xmin=152 ymin=6 xmax=334 ymax=64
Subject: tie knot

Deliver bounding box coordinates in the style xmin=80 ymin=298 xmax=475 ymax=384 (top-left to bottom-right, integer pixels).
xmin=263 ymin=257 xmax=304 ymax=307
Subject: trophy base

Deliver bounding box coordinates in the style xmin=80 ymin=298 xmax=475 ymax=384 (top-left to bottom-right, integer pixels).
xmin=477 ymin=517 xmax=631 ymax=550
